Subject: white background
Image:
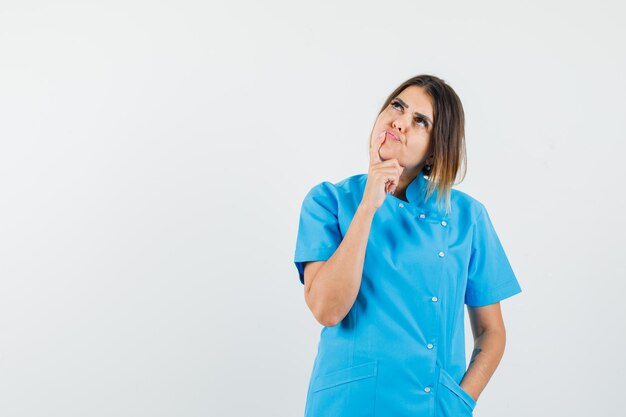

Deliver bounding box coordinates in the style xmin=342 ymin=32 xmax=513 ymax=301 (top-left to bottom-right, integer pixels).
xmin=1 ymin=1 xmax=625 ymax=416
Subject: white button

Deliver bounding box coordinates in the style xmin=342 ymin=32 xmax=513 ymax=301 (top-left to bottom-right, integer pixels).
xmin=441 ymin=221 xmax=447 ymax=226
xmin=419 ymin=213 xmax=426 ymax=219
xmin=427 ymin=343 xmax=434 ymax=349
xmin=431 ymin=296 xmax=438 ymax=302
xmin=399 ymin=203 xmax=404 ymax=208
xmin=438 ymin=251 xmax=445 ymax=257
xmin=424 ymin=387 xmax=431 ymax=393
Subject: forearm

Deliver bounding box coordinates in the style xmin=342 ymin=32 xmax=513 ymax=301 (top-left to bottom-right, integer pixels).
xmin=459 ymin=329 xmax=506 ymax=402
xmin=307 ymin=204 xmax=376 ymax=326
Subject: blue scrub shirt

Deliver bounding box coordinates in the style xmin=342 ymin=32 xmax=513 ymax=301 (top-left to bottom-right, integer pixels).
xmin=293 ymin=172 xmax=522 ymax=417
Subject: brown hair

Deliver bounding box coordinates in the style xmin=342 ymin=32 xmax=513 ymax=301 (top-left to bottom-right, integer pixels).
xmin=372 ymin=74 xmax=467 ymax=215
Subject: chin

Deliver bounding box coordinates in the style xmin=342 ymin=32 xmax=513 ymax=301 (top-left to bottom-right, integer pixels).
xmin=379 ymin=149 xmax=400 ymax=161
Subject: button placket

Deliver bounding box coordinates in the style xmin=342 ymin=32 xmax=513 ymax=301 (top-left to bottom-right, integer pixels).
xmin=428 ymin=214 xmax=449 ymax=395
xmin=427 ymin=295 xmax=439 ymax=392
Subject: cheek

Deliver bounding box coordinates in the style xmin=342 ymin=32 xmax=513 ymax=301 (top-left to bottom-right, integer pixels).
xmin=406 ymin=134 xmax=430 ymax=152
xmin=377 ymin=111 xmax=393 ymax=123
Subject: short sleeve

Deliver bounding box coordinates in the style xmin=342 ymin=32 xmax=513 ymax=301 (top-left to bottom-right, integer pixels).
xmin=465 ymin=204 xmax=522 ymax=307
xmin=293 ymin=182 xmax=343 ymax=285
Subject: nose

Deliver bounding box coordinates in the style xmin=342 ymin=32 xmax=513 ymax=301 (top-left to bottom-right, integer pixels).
xmin=392 ymin=113 xmax=411 ymax=132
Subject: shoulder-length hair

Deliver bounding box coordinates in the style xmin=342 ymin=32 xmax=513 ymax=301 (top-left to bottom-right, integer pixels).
xmin=372 ymin=74 xmax=467 ymax=214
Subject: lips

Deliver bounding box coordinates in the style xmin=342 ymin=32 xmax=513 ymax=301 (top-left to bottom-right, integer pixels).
xmin=385 ymin=130 xmax=400 ymax=141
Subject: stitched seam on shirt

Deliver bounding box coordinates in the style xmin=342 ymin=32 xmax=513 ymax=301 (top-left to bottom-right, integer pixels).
xmin=351 ymin=295 xmax=357 ymax=366
xmin=466 ymin=278 xmax=520 ymax=297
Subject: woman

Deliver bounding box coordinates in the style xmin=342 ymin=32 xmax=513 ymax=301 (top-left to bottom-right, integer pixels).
xmin=293 ymin=74 xmax=522 ymax=417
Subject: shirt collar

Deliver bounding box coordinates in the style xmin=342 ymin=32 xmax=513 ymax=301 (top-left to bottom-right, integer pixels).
xmin=405 ymin=173 xmax=448 ymax=219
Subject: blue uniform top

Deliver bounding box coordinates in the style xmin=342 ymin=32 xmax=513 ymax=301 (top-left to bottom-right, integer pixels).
xmin=293 ymin=172 xmax=522 ymax=417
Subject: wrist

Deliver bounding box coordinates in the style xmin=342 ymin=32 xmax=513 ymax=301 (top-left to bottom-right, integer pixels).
xmin=357 ymin=203 xmax=378 ymax=217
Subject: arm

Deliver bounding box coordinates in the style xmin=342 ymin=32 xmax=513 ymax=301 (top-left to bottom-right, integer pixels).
xmin=459 ymin=302 xmax=507 ymax=402
xmin=303 ymin=204 xmax=377 ymax=327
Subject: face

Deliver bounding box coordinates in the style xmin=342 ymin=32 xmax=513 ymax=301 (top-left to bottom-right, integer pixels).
xmin=370 ymin=85 xmax=435 ymax=172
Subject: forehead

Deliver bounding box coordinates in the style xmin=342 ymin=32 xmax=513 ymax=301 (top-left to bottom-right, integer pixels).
xmin=396 ymin=86 xmax=434 ymax=120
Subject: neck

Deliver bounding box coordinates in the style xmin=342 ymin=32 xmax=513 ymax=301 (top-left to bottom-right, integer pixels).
xmin=394 ymin=165 xmax=423 ymax=196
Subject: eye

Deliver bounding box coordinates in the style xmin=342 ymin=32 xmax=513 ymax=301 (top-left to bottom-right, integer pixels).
xmin=390 ymin=100 xmax=428 ymax=128
xmin=415 ymin=117 xmax=428 ymax=128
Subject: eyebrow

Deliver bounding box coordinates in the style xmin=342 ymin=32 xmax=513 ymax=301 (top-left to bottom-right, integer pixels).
xmin=393 ymin=97 xmax=434 ymax=125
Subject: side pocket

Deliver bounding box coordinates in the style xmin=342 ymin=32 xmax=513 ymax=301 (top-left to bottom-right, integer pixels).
xmin=312 ymin=360 xmax=378 ymax=392
xmin=436 ymin=366 xmax=476 ymax=417
xmin=307 ymin=360 xmax=378 ymax=417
